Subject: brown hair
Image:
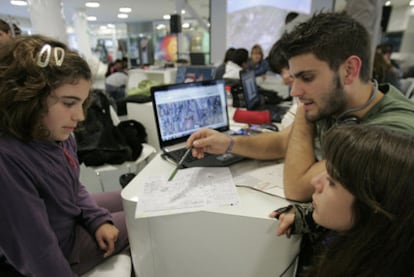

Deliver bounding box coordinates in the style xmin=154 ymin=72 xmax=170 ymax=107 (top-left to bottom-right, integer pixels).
xmin=0 ymin=34 xmax=92 ymax=141
xmin=250 ymin=44 xmax=264 ymax=60
xmin=305 ymin=125 xmax=414 ymax=276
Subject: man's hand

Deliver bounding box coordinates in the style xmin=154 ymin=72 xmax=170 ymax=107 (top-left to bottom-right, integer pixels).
xmin=95 ymin=223 xmax=119 ymax=258
xmin=186 ymin=128 xmax=232 ymax=158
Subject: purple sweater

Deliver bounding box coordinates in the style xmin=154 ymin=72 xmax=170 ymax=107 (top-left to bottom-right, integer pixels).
xmin=0 ymin=135 xmax=113 ymax=276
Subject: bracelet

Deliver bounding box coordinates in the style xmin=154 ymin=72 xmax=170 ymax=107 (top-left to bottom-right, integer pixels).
xmin=273 ymin=205 xmax=293 ymax=220
xmin=225 ymin=135 xmax=235 ymax=153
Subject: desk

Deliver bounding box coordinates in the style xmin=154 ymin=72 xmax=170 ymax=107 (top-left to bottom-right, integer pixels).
xmin=127 ymin=68 xmax=177 ymax=89
xmin=121 ymin=154 xmax=301 ymax=277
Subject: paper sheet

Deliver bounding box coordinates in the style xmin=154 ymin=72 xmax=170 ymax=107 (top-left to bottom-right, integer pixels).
xmin=135 ymin=167 xmax=240 ymax=217
xmin=231 ymin=160 xmax=285 ymax=198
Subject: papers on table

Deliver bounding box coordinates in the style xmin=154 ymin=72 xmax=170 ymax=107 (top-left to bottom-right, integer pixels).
xmin=231 ymin=160 xmax=285 ymax=198
xmin=136 ymin=167 xmax=240 ymax=217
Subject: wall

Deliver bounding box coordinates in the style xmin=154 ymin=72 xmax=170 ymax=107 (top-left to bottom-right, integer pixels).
xmin=210 ymin=0 xmax=227 ymax=65
xmin=210 ymin=0 xmax=333 ymax=66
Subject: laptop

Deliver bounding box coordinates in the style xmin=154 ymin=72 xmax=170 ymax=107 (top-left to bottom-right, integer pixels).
xmin=239 ymin=69 xmax=288 ymax=122
xmin=175 ymin=65 xmax=216 ymax=84
xmin=150 ymin=79 xmax=245 ymax=168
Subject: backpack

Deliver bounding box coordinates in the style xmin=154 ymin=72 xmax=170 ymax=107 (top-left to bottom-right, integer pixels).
xmin=116 ymin=119 xmax=147 ymax=161
xmin=74 ymin=91 xmax=146 ymax=166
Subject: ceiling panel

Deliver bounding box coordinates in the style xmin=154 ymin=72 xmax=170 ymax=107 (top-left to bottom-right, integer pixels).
xmin=0 ymin=0 xmax=210 ymax=25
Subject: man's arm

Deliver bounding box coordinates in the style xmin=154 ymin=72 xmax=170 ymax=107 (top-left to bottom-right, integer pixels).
xmin=283 ymin=105 xmax=326 ymax=201
xmin=187 ymin=126 xmax=291 ymax=160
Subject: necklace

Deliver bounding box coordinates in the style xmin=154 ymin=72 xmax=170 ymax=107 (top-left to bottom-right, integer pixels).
xmin=337 ymin=79 xmax=379 ymax=120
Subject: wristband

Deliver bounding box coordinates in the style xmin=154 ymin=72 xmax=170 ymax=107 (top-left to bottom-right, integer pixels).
xmin=273 ymin=205 xmax=293 ymax=220
xmin=225 ymin=135 xmax=235 ymax=153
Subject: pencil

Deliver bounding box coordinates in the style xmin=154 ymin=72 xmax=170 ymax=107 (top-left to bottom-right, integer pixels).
xmin=168 ymin=147 xmax=192 ymax=181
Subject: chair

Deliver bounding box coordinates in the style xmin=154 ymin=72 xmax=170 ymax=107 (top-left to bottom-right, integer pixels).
xmin=79 ymin=143 xmax=156 ymax=192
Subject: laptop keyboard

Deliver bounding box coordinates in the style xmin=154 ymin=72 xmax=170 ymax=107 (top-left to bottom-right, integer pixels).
xmin=168 ymin=148 xmax=201 ymax=163
xmin=166 ymin=148 xmax=244 ymax=168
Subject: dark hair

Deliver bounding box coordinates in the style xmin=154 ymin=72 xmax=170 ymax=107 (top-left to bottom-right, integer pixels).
xmin=308 ymin=125 xmax=414 ymax=276
xmin=0 ymin=34 xmax=92 ymax=141
xmin=279 ymin=12 xmax=372 ymax=82
xmin=223 ymin=47 xmax=236 ymax=63
xmin=373 ymin=51 xmax=398 ymax=84
xmin=377 ymin=43 xmax=393 ymax=55
xmin=230 ymin=48 xmax=248 ymax=67
xmin=267 ymin=36 xmax=289 ymax=74
xmin=0 ymin=19 xmax=21 ymax=36
xmin=285 ymin=12 xmax=299 ymax=24
xmin=0 ymin=19 xmax=11 ymax=33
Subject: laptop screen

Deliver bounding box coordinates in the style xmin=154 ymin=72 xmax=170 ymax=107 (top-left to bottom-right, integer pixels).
xmin=240 ymin=69 xmax=260 ymax=110
xmin=151 ymin=79 xmax=229 ymax=148
xmin=175 ymin=65 xmax=216 ymax=83
xmin=189 ymin=53 xmax=206 ymax=65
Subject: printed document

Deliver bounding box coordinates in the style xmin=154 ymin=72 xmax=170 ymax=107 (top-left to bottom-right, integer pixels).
xmin=136 ymin=167 xmax=240 ymax=217
xmin=231 ymin=160 xmax=285 ymax=198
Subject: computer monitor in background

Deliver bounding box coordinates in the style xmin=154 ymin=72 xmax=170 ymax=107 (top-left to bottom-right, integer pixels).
xmin=189 ymin=53 xmax=206 ymax=65
xmin=175 ymin=65 xmax=216 ymax=83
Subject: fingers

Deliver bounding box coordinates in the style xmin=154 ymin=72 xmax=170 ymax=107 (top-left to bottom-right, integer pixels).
xmin=97 ymin=234 xmax=118 ymax=258
xmin=96 ymin=237 xmax=107 ymax=252
xmin=268 ymin=211 xmax=278 ymax=218
xmin=192 ymin=147 xmax=205 ymax=159
xmin=95 ymin=224 xmax=119 ymax=258
xmin=276 ymin=213 xmax=290 ymax=236
xmin=186 ymin=128 xmax=211 ymax=147
xmin=187 ymin=128 xmax=225 ymax=156
xmin=103 ymin=238 xmax=116 ymax=258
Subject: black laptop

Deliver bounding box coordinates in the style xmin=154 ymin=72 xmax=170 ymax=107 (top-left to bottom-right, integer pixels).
xmin=150 ymin=79 xmax=245 ymax=168
xmin=239 ymin=69 xmax=288 ymax=122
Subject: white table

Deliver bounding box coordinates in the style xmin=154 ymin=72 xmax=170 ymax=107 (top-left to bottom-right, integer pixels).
xmin=121 ymin=154 xmax=301 ymax=277
xmin=127 ymin=68 xmax=177 ymax=89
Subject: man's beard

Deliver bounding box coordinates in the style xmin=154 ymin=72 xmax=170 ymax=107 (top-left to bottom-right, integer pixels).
xmin=306 ymin=74 xmax=347 ymax=122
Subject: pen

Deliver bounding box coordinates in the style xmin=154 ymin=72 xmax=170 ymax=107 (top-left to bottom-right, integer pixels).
xmin=168 ymin=147 xmax=192 ymax=181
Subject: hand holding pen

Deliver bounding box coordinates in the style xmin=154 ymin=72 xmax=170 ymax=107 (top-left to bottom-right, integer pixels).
xmin=168 ymin=147 xmax=192 ymax=181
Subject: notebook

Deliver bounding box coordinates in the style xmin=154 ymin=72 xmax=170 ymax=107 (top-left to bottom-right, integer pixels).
xmin=239 ymin=69 xmax=288 ymax=122
xmin=150 ymin=79 xmax=245 ymax=168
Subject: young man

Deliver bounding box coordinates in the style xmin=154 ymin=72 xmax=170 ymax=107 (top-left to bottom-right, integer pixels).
xmin=186 ymin=12 xmax=414 ymax=202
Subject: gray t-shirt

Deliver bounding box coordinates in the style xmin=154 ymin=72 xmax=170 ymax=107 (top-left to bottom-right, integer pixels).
xmin=314 ymin=84 xmax=414 ymax=160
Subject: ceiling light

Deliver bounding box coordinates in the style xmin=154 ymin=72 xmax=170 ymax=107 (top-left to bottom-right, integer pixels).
xmin=384 ymin=1 xmax=391 ymax=6
xmin=85 ymin=1 xmax=100 ymax=8
xmin=410 ymin=0 xmax=414 ymax=6
xmin=156 ymin=24 xmax=166 ymax=30
xmin=117 ymin=14 xmax=128 ymax=19
xmin=163 ymin=14 xmax=171 ymax=20
xmin=119 ymin=7 xmax=132 ymax=13
xmin=87 ymin=16 xmax=97 ymax=21
xmin=10 ymin=0 xmax=28 ymax=6
xmin=182 ymin=22 xmax=190 ymax=28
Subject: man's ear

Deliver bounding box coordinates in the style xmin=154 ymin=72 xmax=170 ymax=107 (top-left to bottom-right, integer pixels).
xmin=342 ymin=55 xmax=362 ymax=85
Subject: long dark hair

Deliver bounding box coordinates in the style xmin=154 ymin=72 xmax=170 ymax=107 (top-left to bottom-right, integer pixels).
xmin=0 ymin=34 xmax=92 ymax=141
xmin=306 ymin=125 xmax=414 ymax=276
